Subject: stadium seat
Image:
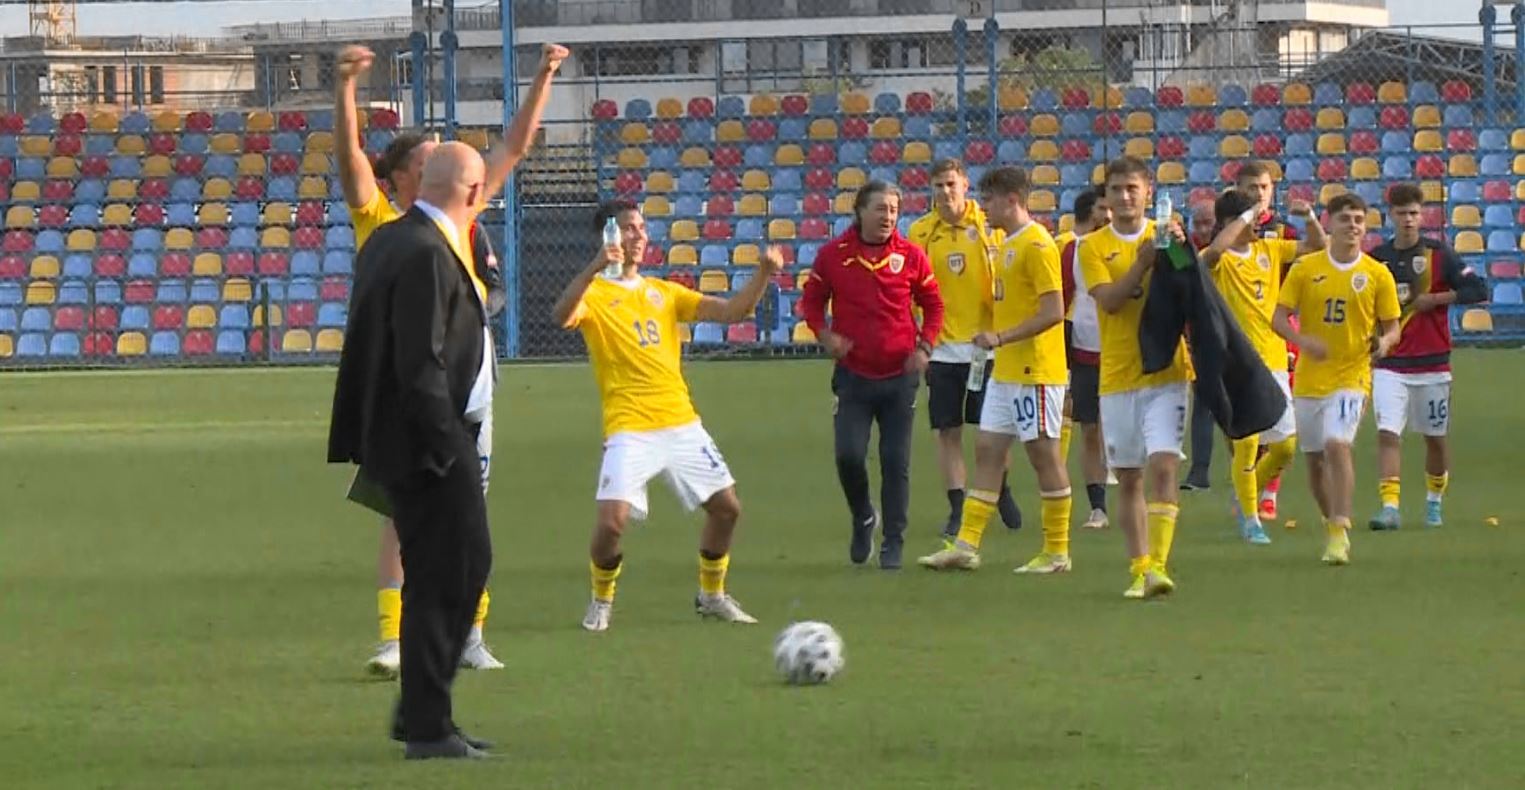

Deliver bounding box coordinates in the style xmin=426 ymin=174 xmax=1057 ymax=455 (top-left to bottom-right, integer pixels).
xmin=1452 ymin=206 xmax=1483 ymax=229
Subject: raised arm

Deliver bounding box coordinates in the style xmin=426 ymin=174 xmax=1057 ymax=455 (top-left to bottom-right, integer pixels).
xmin=334 ymin=45 xmax=379 ymax=210
xmin=695 ymin=246 xmax=784 ymax=324
xmin=476 ymin=44 xmax=569 ymax=212
xmin=551 ymin=242 xmax=621 ymax=329
xmin=1292 ymin=201 xmax=1326 ymax=256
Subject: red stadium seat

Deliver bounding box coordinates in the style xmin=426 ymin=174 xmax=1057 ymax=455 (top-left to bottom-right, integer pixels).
xmin=277 ymin=111 xmax=307 ymax=131
xmin=799 ymin=218 xmax=830 ymax=239
xmin=1155 ymin=86 xmax=1185 ymax=107
xmin=1283 ymin=108 xmax=1314 ymax=132
xmin=0 ymin=255 xmax=24 ymax=278
xmin=94 ymin=254 xmax=125 ymax=277
xmin=642 ymin=246 xmax=665 ymax=266
xmin=54 ymin=306 xmax=85 ymax=331
xmin=270 ymin=153 xmax=300 ymax=175
xmin=964 ymin=140 xmax=995 ymax=165
xmin=134 ymin=203 xmax=165 ymax=226
xmin=247 ymin=329 xmax=266 ymax=354
xmin=1061 ymin=87 xmax=1091 ymax=109
xmin=652 ymin=121 xmax=682 ymax=145
xmin=243 ymin=133 xmax=271 ymax=154
xmin=54 ymin=134 xmax=82 ymax=157
xmin=1346 ymin=82 xmax=1376 ymax=104
xmin=1349 ymin=131 xmax=1380 ymax=155
xmin=0 ymin=113 xmax=24 ymax=134
xmin=286 ymin=302 xmax=316 ymax=327
xmin=1447 ymin=129 xmax=1477 ymax=152
xmin=998 ymin=115 xmax=1027 ymax=136
xmin=868 ymin=141 xmax=900 ymax=164
xmin=1491 ymin=260 xmax=1521 ymax=279
xmin=900 ymin=167 xmax=930 ymax=190
xmin=1253 ymin=134 xmax=1284 ymax=157
xmin=196 ymin=227 xmax=229 ymax=250
xmin=746 ymin=120 xmax=776 ymax=142
xmin=1317 ymin=158 xmax=1348 ymax=182
xmin=591 ymin=100 xmax=619 ymax=120
xmin=320 ymin=277 xmax=349 ymax=301
xmin=224 ymin=251 xmax=255 ymax=276
xmin=1287 ymin=184 xmax=1316 ymax=205
xmin=781 ymin=94 xmax=810 ymax=116
xmin=38 ymin=204 xmax=69 ymax=228
xmin=802 ymin=193 xmax=830 ymax=216
xmin=686 ymin=97 xmax=714 ymax=118
xmin=1186 ymin=110 xmax=1215 ymax=134
xmin=43 ymin=180 xmax=73 ymax=201
xmin=153 ymin=305 xmax=185 ymax=330
xmin=1157 ymin=136 xmax=1187 ymax=159
xmin=702 ymin=220 xmax=732 ymax=240
xmin=1442 ymin=80 xmax=1472 ymax=103
xmin=160 ymin=253 xmax=192 ymax=277
xmin=139 ymin=178 xmax=169 ymax=200
xmin=84 ymin=331 xmax=115 ymax=356
xmin=713 ymin=146 xmax=743 ymax=168
xmin=185 ymin=111 xmax=214 ymax=132
xmin=1093 ymin=112 xmax=1122 ymax=136
xmin=1 ymin=231 xmax=32 ymax=253
xmin=60 ymin=111 xmax=87 ymax=133
xmin=614 ymin=171 xmax=644 ymax=195
xmin=293 ymin=226 xmax=324 ymax=249
xmin=257 ymin=252 xmax=289 ymax=276
xmin=706 ymin=195 xmax=735 ymax=216
xmin=1220 ymin=160 xmax=1245 ymax=182
xmin=369 ymin=108 xmax=400 ymax=129
xmin=173 ymin=154 xmax=204 ymax=177
xmin=1420 ymin=206 xmax=1445 ymax=229
xmin=772 ymin=273 xmax=794 ymax=291
xmin=99 ymin=228 xmax=131 ymax=251
xmin=807 ymin=143 xmax=835 ymax=166
xmin=902 ymin=193 xmax=929 ymax=216
xmin=665 ymin=270 xmax=696 ymax=289
xmin=81 ymin=155 xmax=110 ymax=177
xmin=92 ymin=306 xmax=119 ymax=330
xmin=710 ymin=169 xmax=740 ymax=192
xmin=184 ymin=330 xmax=215 ymax=356
xmin=1362 ymin=233 xmax=1383 ymax=253
xmin=1379 ymin=106 xmax=1411 ymax=129
xmin=905 ymin=92 xmax=934 ymax=115
xmin=803 ymin=167 xmax=834 ymax=191
xmin=1415 ymin=155 xmax=1445 ymax=179
xmin=1060 ymin=139 xmax=1091 ymax=162
xmin=125 ymin=280 xmax=155 ymax=303
xmin=0 ymin=158 xmax=11 ymax=179
xmin=841 ymin=117 xmax=869 ymax=139
xmin=1484 ymin=180 xmax=1513 ymax=202
xmin=148 ymin=133 xmax=177 ymax=155
xmin=295 ymin=201 xmax=325 ymax=225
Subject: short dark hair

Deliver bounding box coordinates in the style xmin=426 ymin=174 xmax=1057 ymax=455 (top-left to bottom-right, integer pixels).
xmin=593 ymin=199 xmax=640 ymax=233
xmin=1073 ymin=187 xmax=1105 ymax=226
xmin=1213 ymin=188 xmax=1259 ymax=233
xmin=1103 ymin=156 xmax=1151 ymax=183
xmin=852 ymin=180 xmax=901 ymax=225
xmin=930 ymin=158 xmax=967 ymax=178
xmin=1327 ymin=193 xmax=1369 ymax=217
xmin=1236 ymin=160 xmax=1274 ymax=183
xmin=374 ymin=132 xmax=428 ymax=183
xmin=976 ymin=166 xmax=1032 ymax=203
xmin=1386 ymin=183 xmax=1424 ymax=208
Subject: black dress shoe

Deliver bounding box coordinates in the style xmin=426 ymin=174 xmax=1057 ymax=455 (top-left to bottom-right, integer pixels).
xmin=404 ymin=734 xmax=489 ymax=760
xmin=392 ymin=722 xmax=492 ymax=752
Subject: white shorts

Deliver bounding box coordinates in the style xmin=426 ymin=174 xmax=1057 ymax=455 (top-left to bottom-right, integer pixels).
xmin=476 ymin=406 xmax=493 ymax=494
xmin=1295 ymin=391 xmax=1366 ymax=451
xmin=979 ymin=381 xmax=1067 ymax=442
xmin=595 ymin=421 xmax=736 ymax=521
xmin=1099 ymin=382 xmax=1189 ymax=469
xmin=1261 ymin=370 xmax=1297 ymax=443
xmin=1372 ymin=369 xmax=1452 ymax=437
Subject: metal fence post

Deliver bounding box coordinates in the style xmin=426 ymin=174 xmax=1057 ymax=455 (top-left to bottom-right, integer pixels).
xmin=443 ymin=0 xmax=458 ymax=140
xmin=499 ymin=0 xmax=520 ymax=358
xmin=1514 ymin=3 xmax=1525 ymax=122
xmin=1482 ymin=4 xmax=1498 ymax=128
xmin=409 ymin=32 xmax=427 ymax=127
xmin=953 ymin=18 xmax=967 ymax=145
xmin=985 ymin=17 xmax=999 ymax=143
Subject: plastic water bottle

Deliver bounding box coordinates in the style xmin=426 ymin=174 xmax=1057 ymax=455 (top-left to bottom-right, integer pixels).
xmin=601 ymin=216 xmax=623 ymax=278
xmin=1154 ymin=190 xmax=1173 ymax=250
xmin=966 ymin=346 xmax=988 ymax=392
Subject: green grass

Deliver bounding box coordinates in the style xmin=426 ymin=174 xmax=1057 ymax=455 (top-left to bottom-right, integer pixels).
xmin=3 ymin=355 xmax=1523 ymax=788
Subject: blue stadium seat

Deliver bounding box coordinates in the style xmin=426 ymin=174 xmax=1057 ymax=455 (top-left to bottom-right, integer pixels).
xmin=1380 ymin=131 xmax=1412 ymax=154
xmin=1123 ymin=86 xmax=1152 ymax=108
xmin=58 ymin=280 xmax=87 ymax=305
xmin=772 ymin=169 xmax=802 ymax=192
xmin=287 ymin=279 xmax=318 ymax=302
xmin=156 ymin=280 xmax=188 ymax=303
xmin=838 ymin=141 xmax=867 ymax=166
xmin=131 ymin=228 xmax=163 ymax=251
xmin=646 ymin=219 xmax=668 ymax=243
xmin=27 ymin=112 xmax=56 ymax=133
xmin=214 ymin=111 xmax=244 ymax=132
xmin=228 ymin=227 xmax=259 ymax=250
xmin=48 ymin=333 xmax=80 ymax=358
xmin=1059 ymin=188 xmax=1084 ymax=213
xmin=896 ymin=216 xmax=913 ymax=236
xmin=996 ymin=140 xmax=1025 ymax=164
xmin=677 ymin=171 xmax=705 ymax=194
xmin=364 ymin=130 xmax=394 ymax=152
xmin=180 ymin=133 xmax=209 ymax=154
xmin=1444 ymin=105 xmax=1474 ymax=128
xmin=266 ymin=177 xmax=297 ymax=202
xmin=730 ymin=271 xmax=754 ymax=292
xmin=272 ymin=132 xmax=303 ymax=153
xmin=682 ymin=120 xmax=711 ymax=145
xmin=324 ymin=201 xmax=348 ymax=226
xmin=833 ymin=217 xmax=853 ymax=236
xmin=1479 ymin=128 xmax=1510 ymax=151
xmin=17 ymin=157 xmax=45 ymax=180
xmin=933 ymin=139 xmax=962 ymax=162
xmin=216 ymin=330 xmax=246 ymax=354
xmin=874 ymin=92 xmax=901 ymax=114
xmin=1251 ymin=109 xmax=1279 ymax=132
xmin=16 ymin=333 xmax=46 ymax=357
xmin=1485 ymin=205 xmax=1513 ymax=229
xmin=779 ymin=118 xmax=808 ymax=141
xmin=1284 ymin=158 xmax=1315 ymax=182
xmin=700 ymin=246 xmax=729 ymax=266
xmin=1284 ymin=134 xmax=1314 ymax=157
xmin=648 ymin=146 xmax=678 ymax=170
xmin=290 ymin=251 xmax=321 ymax=276
xmin=69 ymin=204 xmax=101 ymax=228
xmin=1029 ymin=89 xmax=1058 ymax=112
xmin=770 ymin=194 xmax=800 ymax=216
xmin=1480 ymin=154 xmax=1510 ymax=177
xmin=674 ymin=195 xmax=703 ymax=216
xmin=0 ymin=284 xmax=21 ymax=306
xmin=1347 ymin=106 xmax=1377 ymax=130
xmin=149 ymin=331 xmax=180 ymax=356
xmin=0 ymin=308 xmax=15 ymax=332
xmin=811 ymin=93 xmax=838 ymax=116
xmin=120 ymin=112 xmax=150 ymax=134
xmin=94 ymin=281 xmax=122 ymax=305
xmin=693 ymin=323 xmax=725 ymax=345
xmin=74 ymin=180 xmax=106 ymax=204
xmin=108 ymin=155 xmax=141 ymax=178
xmin=321 ymin=250 xmax=352 ymax=275
xmin=624 ymin=99 xmax=652 ymax=120
xmin=796 ymin=242 xmax=821 ymax=266
xmin=307 ymin=109 xmax=335 ymax=132
xmin=1450 ymin=180 xmax=1481 ymax=203
xmin=966 ymin=165 xmax=988 ymax=185
xmin=36 ymin=230 xmax=65 ymax=254
xmin=1188 ymin=136 xmax=1217 ymax=159
xmin=231 ymin=202 xmax=261 ymax=227
xmin=1410 ymin=81 xmax=1440 ymax=104
xmin=1218 ymin=83 xmax=1248 ymax=106
xmin=121 ymin=305 xmax=150 ymax=330
xmin=1188 ymin=161 xmax=1218 ymax=184
xmin=84 ymin=135 xmax=113 ymax=156
xmin=1313 ymin=83 xmax=1343 ymax=106
xmin=716 ymin=96 xmax=746 ymax=119
xmin=219 ymin=305 xmax=250 ymax=330
xmin=744 ymin=145 xmax=775 ymax=169
xmin=1156 ymin=111 xmax=1187 ymax=134
xmin=1493 ymin=282 xmax=1523 ymax=304
xmin=190 ymin=279 xmax=220 ymax=302
xmin=170 ymin=178 xmax=200 ymax=202
xmin=1059 ymin=164 xmax=1090 ymax=186
xmin=262 ymin=280 xmax=287 ymax=301
xmin=205 ymin=154 xmax=237 ymax=179
xmin=1486 ymin=230 xmax=1516 ymax=253
xmin=1354 ymin=182 xmax=1384 ymax=206
xmin=324 ymin=226 xmax=356 ymax=250
xmin=868 ymin=166 xmax=896 ymax=184
xmin=166 ymin=203 xmax=197 ymax=226
xmin=735 ymin=219 xmax=765 ymax=242
xmin=0 ymin=137 xmax=16 ymax=157
xmin=1381 ymin=156 xmax=1413 ymax=179
xmin=318 ymin=303 xmax=347 ymax=328
xmin=20 ymin=307 xmax=50 ymax=332
xmin=1061 ymin=113 xmax=1089 ymax=137
xmin=63 ymin=254 xmax=92 ymax=278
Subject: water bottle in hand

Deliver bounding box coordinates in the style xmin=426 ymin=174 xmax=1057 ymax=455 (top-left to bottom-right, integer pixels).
xmin=966 ymin=346 xmax=988 ymax=392
xmin=1154 ymin=190 xmax=1173 ymax=251
xmin=602 ymin=216 xmax=623 ymax=279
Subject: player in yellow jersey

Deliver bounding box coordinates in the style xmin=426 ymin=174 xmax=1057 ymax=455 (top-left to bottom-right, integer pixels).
xmin=919 ymin=166 xmax=1071 ymax=574
xmin=334 ymin=42 xmax=568 ymax=676
xmin=907 ymin=159 xmax=1023 ymax=543
xmin=550 ymin=201 xmax=780 ymax=632
xmin=1272 ymin=194 xmax=1401 ymax=565
xmin=1199 ymin=188 xmax=1324 ymax=545
xmin=1078 ymin=157 xmax=1192 ymax=599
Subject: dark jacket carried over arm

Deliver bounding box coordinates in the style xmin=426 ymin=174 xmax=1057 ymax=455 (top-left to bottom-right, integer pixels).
xmin=1140 ymin=245 xmax=1285 ymax=440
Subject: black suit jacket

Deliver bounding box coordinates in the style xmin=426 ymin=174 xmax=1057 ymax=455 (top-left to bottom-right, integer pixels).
xmin=328 ymin=206 xmax=486 ymax=485
xmin=1140 ymin=246 xmax=1286 ymax=441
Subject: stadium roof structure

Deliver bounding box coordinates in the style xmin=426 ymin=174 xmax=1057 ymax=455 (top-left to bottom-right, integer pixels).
xmin=1299 ymin=29 xmax=1516 ymax=94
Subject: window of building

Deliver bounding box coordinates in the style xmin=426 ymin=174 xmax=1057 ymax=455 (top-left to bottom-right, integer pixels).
xmin=102 ymin=65 xmax=117 ymax=104
xmin=150 ymin=66 xmax=165 ymax=104
xmin=84 ymin=66 xmax=99 ymax=104
xmin=318 ymin=53 xmax=336 ymax=90
xmin=869 ymin=38 xmax=928 ymax=70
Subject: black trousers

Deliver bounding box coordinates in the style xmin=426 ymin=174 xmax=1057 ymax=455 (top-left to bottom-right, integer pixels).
xmin=384 ymin=426 xmax=492 ymax=743
xmin=1187 ymin=391 xmax=1216 ymax=480
xmin=832 ymin=366 xmax=918 ymax=545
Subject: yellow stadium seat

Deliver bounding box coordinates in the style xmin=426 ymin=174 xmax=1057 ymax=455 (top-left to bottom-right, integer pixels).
xmin=680 ymin=147 xmax=711 ymax=168
xmin=1413 ymin=130 xmax=1443 ymax=153
xmin=1315 ymin=133 xmax=1347 ymax=156
xmin=1451 ymin=206 xmax=1482 ymax=228
xmin=742 ymin=170 xmax=772 ymax=191
xmin=210 ymin=133 xmax=241 ymax=155
xmin=46 ymin=157 xmax=80 ymax=179
xmin=1028 ymin=140 xmax=1060 ymax=162
xmin=655 ymin=98 xmax=684 ymax=119
xmin=316 ymin=329 xmax=345 ymax=352
xmin=775 ymin=144 xmax=805 ymax=167
xmin=19 ymin=135 xmax=51 ymax=157
xmin=1314 ymin=108 xmax=1345 ymax=131
xmin=246 ymin=111 xmax=276 ymax=133
xmin=1512 ymin=129 xmax=1525 ymax=150
xmin=1124 ymin=112 xmax=1154 ymax=135
xmin=300 ymin=153 xmax=331 ymax=175
xmin=837 ymin=167 xmax=866 ymax=190
xmin=151 ymin=110 xmax=180 ymax=132
xmin=1318 ymin=183 xmax=1348 ymax=205
xmin=10 ymin=181 xmax=40 ymax=203
xmin=89 ymin=112 xmax=118 ymax=133
xmin=142 ymin=155 xmax=173 ymax=178
xmin=1413 ymin=105 xmax=1441 ymax=128
xmin=841 ymin=93 xmax=871 ymax=115
xmin=699 ymin=271 xmax=729 ymax=293
xmin=1220 ymin=136 xmax=1251 ymax=158
xmin=281 ymin=329 xmax=313 ymax=353
xmin=715 ymin=120 xmax=745 ymax=143
xmin=833 ymin=192 xmax=857 ymax=215
xmin=298 ymin=178 xmax=328 ymax=200
xmin=236 ymin=153 xmax=266 ymax=176
xmin=645 ymin=172 xmax=675 ymax=194
xmin=260 ymin=227 xmax=291 ymax=248
xmin=903 ymin=141 xmax=932 ymax=164
xmin=1124 ymin=137 xmax=1154 ymax=159
xmin=749 ymin=94 xmax=780 ymax=116
xmin=1449 ymin=154 xmax=1479 ymax=178
xmin=187 ymin=305 xmax=217 ymax=329
xmin=733 ymin=244 xmax=761 ymax=266
xmin=223 ymin=278 xmax=252 ymax=302
xmin=1420 ymin=182 xmax=1446 ymax=203
xmin=670 ymin=221 xmax=700 ymax=243
xmin=739 ymin=194 xmax=769 ymax=216
xmin=1187 ymin=84 xmax=1217 ymax=107
xmin=1283 ymin=82 xmax=1312 ymax=105
xmin=1032 ymin=165 xmax=1061 ymax=186
xmin=1514 ymin=155 xmax=1525 ymax=176
xmin=1351 ymin=158 xmax=1381 ymax=181
xmin=200 ymin=203 xmax=229 ymax=225
xmin=1028 ymin=190 xmax=1057 ymax=213
xmin=1366 ymin=208 xmax=1383 ymax=228
xmin=1377 ymin=81 xmax=1408 ymax=104
xmin=871 ymin=117 xmax=902 ymax=139
xmin=262 ymin=203 xmax=292 ymax=226
xmin=1218 ymin=109 xmax=1249 ymax=132
xmin=808 ymin=119 xmax=837 ymax=140
xmin=1095 ymin=85 xmax=1124 ymax=110
xmin=305 ymin=131 xmax=334 ymax=154
xmin=30 ymin=256 xmax=60 ymax=279
xmin=768 ymin=219 xmax=797 ymax=240
xmin=1092 ymin=163 xmax=1107 ymax=185
xmin=116 ymin=332 xmax=146 ymax=356
xmin=1453 ymin=231 xmax=1484 ymax=253
xmin=165 ymin=228 xmax=194 ymax=250
xmin=1460 ymin=309 xmax=1494 ymax=333
xmin=677 ymin=324 xmax=692 ymax=344
xmin=115 ymin=135 xmax=146 ymax=156
xmin=668 ymin=244 xmax=698 ymax=266
xmin=1058 ymin=214 xmax=1075 ymax=233
xmin=997 ymin=86 xmax=1028 ymax=111
xmin=1029 ymin=114 xmax=1060 ymax=137
xmin=620 ymin=122 xmax=651 ymax=145
xmin=792 ymin=323 xmax=817 ymax=344
xmin=0 ymin=334 xmax=11 ymax=358
xmin=1157 ymin=162 xmax=1187 ymax=185
xmin=194 ymin=252 xmax=223 ymax=276
xmin=67 ymin=229 xmax=97 ymax=251
xmin=795 ymin=272 xmax=812 ymax=290
xmin=616 ymin=147 xmax=647 ymax=168
xmin=26 ymin=281 xmax=55 ymax=304
xmin=202 ymin=178 xmax=233 ymax=201
xmin=102 ymin=204 xmax=133 ymax=225
xmin=458 ymin=129 xmax=490 ymax=150
xmin=4 ymin=206 xmax=33 ymax=229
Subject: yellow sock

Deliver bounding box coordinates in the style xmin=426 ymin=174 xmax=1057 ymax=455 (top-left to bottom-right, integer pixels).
xmin=953 ymin=489 xmax=999 ymax=551
xmin=1425 ymin=472 xmax=1449 ymax=502
xmin=1040 ymin=489 xmax=1072 ymax=556
xmin=698 ymin=553 xmax=729 ymax=596
xmin=1327 ymin=516 xmax=1351 ymax=536
xmin=1231 ymin=436 xmax=1261 ymax=517
xmin=1147 ymin=503 xmax=1180 ymax=572
xmin=1058 ymin=418 xmax=1074 ymax=462
xmin=1254 ymin=437 xmax=1296 ymax=493
xmin=1379 ymin=478 xmax=1401 ymax=509
xmin=472 ymin=589 xmax=490 ymax=630
xmin=1128 ymin=553 xmax=1152 ymax=578
xmin=590 ymin=558 xmax=622 ymax=602
xmin=378 ymin=586 xmax=402 ymax=642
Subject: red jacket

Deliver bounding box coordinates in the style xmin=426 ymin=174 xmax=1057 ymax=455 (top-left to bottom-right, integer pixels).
xmin=800 ymin=227 xmax=944 ymax=379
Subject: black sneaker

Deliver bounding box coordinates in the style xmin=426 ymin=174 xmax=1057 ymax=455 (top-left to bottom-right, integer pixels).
xmin=998 ymin=489 xmax=1023 ymax=530
xmin=849 ymin=512 xmax=877 ymax=565
xmin=878 ymin=538 xmax=903 ymax=571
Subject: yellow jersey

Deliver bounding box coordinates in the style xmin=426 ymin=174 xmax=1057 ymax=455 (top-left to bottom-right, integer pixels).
xmin=1277 ymin=250 xmax=1401 ymax=398
xmin=568 ymin=276 xmax=705 ymax=437
xmin=992 ymin=222 xmax=1067 ymax=386
xmin=1210 ymin=239 xmax=1299 ymax=371
xmin=906 ymin=201 xmax=999 ymax=349
xmin=1077 ymin=222 xmax=1191 ymax=395
xmin=350 ymin=190 xmax=402 ymax=250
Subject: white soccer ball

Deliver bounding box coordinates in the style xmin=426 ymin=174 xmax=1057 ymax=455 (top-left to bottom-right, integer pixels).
xmin=772 ymin=621 xmax=845 ymax=685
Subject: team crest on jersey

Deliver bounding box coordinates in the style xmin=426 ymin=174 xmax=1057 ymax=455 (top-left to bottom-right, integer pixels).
xmin=1352 ymin=273 xmax=1369 ymax=293
xmin=947 ymin=252 xmax=966 ymax=274
xmin=887 ymin=253 xmax=905 ymax=274
xmin=1397 ymin=283 xmax=1412 ymax=303
xmin=1256 ymin=253 xmax=1272 ymax=272
xmin=646 ymin=287 xmax=664 ymax=307
xmin=1411 ymin=255 xmax=1427 ymax=275
xmin=1004 ymin=249 xmax=1017 ymax=269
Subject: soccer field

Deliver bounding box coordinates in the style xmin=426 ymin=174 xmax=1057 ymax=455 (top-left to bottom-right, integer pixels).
xmin=4 ymin=355 xmax=1523 ymax=789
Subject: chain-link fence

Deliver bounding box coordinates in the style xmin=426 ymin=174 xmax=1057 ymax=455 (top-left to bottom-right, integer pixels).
xmin=3 ymin=1 xmax=1523 ymax=369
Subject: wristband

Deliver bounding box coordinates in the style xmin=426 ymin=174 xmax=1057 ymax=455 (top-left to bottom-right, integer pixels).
xmin=1238 ymin=208 xmax=1258 ymax=227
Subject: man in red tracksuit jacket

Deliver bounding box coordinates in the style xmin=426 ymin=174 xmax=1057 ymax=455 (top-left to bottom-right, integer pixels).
xmin=800 ymin=180 xmax=945 ymax=570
